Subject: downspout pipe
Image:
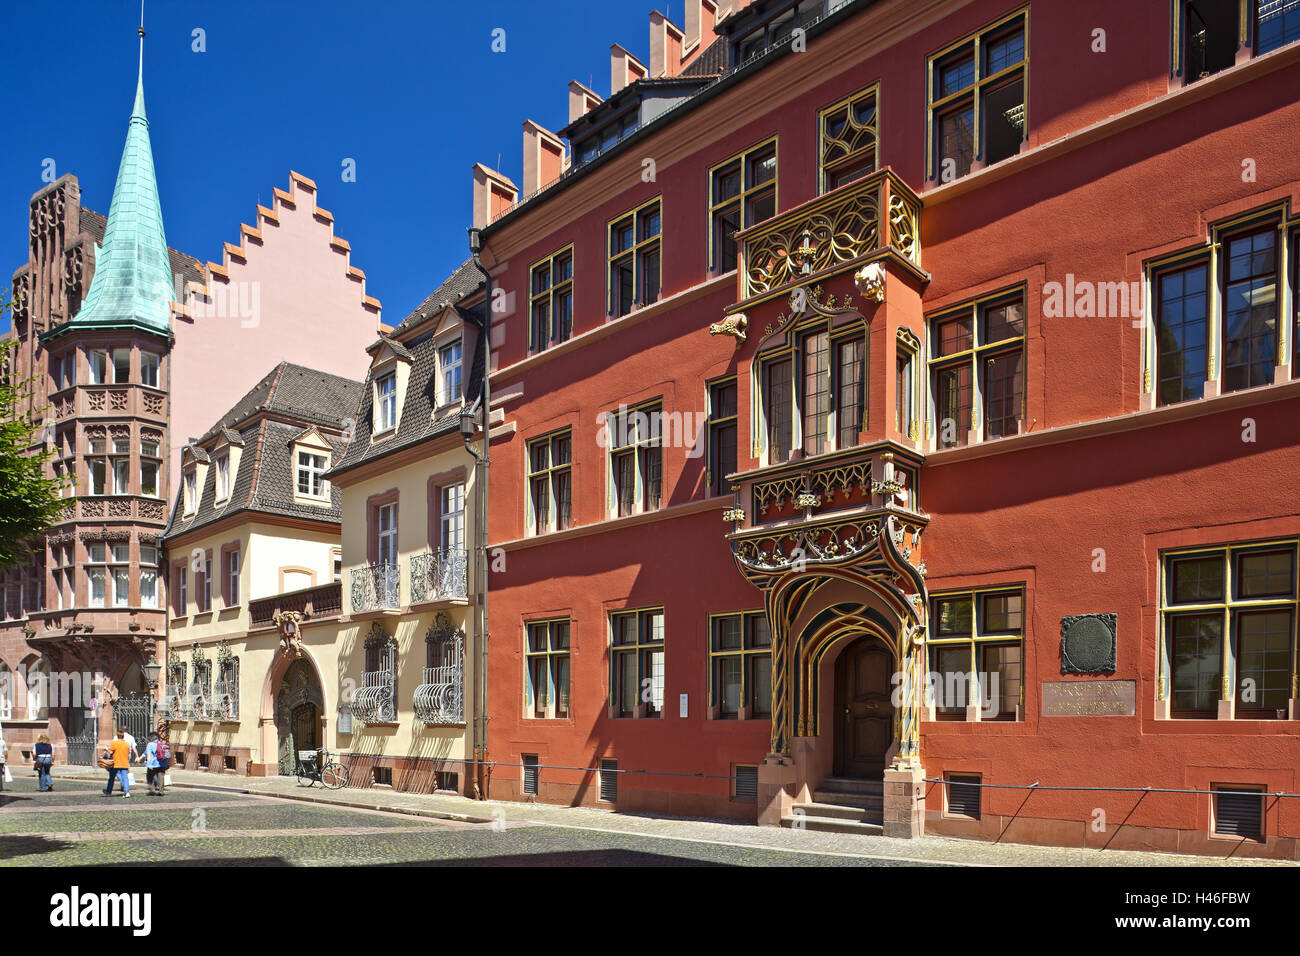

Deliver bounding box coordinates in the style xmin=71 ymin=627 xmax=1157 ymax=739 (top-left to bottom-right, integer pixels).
xmin=466 ymin=228 xmax=491 ymax=800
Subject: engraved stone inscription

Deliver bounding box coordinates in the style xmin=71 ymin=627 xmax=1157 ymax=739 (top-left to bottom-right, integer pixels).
xmin=1041 ymin=679 xmax=1136 ymax=716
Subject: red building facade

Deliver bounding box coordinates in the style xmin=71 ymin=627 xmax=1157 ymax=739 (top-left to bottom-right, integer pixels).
xmin=479 ymin=0 xmax=1300 ymax=858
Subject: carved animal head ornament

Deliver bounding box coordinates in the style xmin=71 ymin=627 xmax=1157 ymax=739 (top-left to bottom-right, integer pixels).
xmin=708 ymin=312 xmax=748 ymax=346
xmin=854 ymin=262 xmax=887 ymax=303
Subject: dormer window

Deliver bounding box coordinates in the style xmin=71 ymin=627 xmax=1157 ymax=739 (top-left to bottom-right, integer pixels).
xmin=574 ymin=109 xmax=640 ymax=165
xmin=215 ymin=453 xmax=230 ymax=501
xmin=733 ymin=0 xmax=826 ymax=65
xmin=183 ymin=469 xmax=197 ymax=514
xmin=439 ymin=341 xmax=463 ymax=406
xmin=297 ymin=451 xmax=329 ymax=499
xmin=377 ymin=372 xmax=397 ymax=431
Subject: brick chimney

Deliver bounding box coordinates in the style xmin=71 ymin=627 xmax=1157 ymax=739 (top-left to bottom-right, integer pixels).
xmin=472 ymin=164 xmax=518 ymax=229
xmin=522 ymin=120 xmax=567 ymax=195
xmin=568 ymin=80 xmax=603 ymax=124
xmin=610 ymin=44 xmax=648 ymax=95
xmin=683 ymin=0 xmax=719 ymax=59
xmin=649 ymin=10 xmax=686 ymax=77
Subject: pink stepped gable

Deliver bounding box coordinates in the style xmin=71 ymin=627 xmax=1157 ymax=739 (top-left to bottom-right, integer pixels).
xmin=169 ymin=170 xmax=380 ymax=487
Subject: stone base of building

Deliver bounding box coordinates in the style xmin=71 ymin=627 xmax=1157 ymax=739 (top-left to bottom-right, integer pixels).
xmin=168 ymin=745 xmax=253 ymax=776
xmin=487 ymin=778 xmax=757 ymax=820
xmin=926 ymin=811 xmax=1300 ymax=861
xmin=883 ymin=765 xmax=926 ymax=838
xmin=339 ymin=753 xmax=472 ymax=798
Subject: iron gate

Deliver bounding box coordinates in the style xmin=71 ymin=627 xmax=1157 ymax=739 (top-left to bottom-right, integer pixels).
xmin=65 ymin=707 xmax=98 ymax=767
xmin=113 ymin=693 xmax=155 ymax=745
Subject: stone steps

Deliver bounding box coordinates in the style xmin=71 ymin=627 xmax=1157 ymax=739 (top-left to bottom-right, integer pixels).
xmin=812 ymin=790 xmax=884 ymax=811
xmin=779 ymin=810 xmax=884 ymax=835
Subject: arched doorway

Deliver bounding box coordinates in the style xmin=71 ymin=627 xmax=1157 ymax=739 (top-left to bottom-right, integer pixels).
xmin=275 ymin=659 xmax=323 ymax=775
xmin=832 ymin=636 xmax=893 ymax=778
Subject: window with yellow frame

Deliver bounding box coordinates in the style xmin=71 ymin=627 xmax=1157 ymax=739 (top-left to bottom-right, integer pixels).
xmin=928 ymin=587 xmax=1024 ymax=721
xmin=1173 ymin=0 xmax=1300 ymax=85
xmin=708 ymin=138 xmax=777 ymax=275
xmin=819 ymin=84 xmax=879 ymax=193
xmin=708 ymin=611 xmax=772 ymax=720
xmin=756 ymin=317 xmax=867 ymax=465
xmin=1159 ymin=541 xmax=1298 ymax=720
xmin=927 ymin=289 xmax=1026 ymax=449
xmin=608 ymin=199 xmax=661 ymax=318
xmin=926 ymin=9 xmax=1028 ymax=183
xmin=528 ymin=245 xmax=573 ymax=352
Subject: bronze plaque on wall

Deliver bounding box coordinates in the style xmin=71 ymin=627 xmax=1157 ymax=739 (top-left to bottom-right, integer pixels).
xmin=1041 ymin=680 xmax=1136 ymax=716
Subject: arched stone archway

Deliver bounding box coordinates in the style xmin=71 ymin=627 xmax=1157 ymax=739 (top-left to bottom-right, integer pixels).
xmin=728 ymin=503 xmax=929 ymax=832
xmin=259 ymin=647 xmax=328 ymax=776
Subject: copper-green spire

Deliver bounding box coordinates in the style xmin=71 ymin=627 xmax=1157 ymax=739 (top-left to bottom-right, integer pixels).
xmin=63 ymin=23 xmax=174 ymax=338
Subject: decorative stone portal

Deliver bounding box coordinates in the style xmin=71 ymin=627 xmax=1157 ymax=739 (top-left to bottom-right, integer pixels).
xmin=274 ymin=659 xmax=324 ymax=775
xmin=728 ymin=495 xmax=930 ymax=837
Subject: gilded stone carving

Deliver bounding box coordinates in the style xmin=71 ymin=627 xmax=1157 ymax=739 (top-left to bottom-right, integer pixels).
xmin=708 ymin=312 xmax=748 ymax=346
xmin=854 ymin=261 xmax=887 ymax=303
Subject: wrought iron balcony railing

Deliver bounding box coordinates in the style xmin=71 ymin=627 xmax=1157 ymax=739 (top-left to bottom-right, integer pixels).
xmin=413 ymin=664 xmax=464 ymax=725
xmin=250 ymin=581 xmax=343 ymax=627
xmin=737 ymin=168 xmax=921 ymax=301
xmin=352 ymin=668 xmax=396 ymax=723
xmin=182 ymin=686 xmax=209 ymax=720
xmin=157 ymin=693 xmax=183 ymax=720
xmin=211 ymin=680 xmax=239 ymax=721
xmin=350 ymin=563 xmax=400 ymax=614
xmin=409 ymin=548 xmax=469 ymax=604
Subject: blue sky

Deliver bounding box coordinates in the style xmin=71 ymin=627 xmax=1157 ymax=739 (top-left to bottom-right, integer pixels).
xmin=0 ymin=0 xmax=660 ymax=331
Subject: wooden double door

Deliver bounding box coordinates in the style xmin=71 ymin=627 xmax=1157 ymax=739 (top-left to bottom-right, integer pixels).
xmin=832 ymin=637 xmax=894 ymax=778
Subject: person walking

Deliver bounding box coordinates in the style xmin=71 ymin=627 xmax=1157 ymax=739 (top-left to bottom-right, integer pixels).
xmin=102 ymin=729 xmax=132 ymax=798
xmin=34 ymin=733 xmax=53 ymax=791
xmin=0 ymin=731 xmax=7 ymax=792
xmin=143 ymin=732 xmax=163 ymax=795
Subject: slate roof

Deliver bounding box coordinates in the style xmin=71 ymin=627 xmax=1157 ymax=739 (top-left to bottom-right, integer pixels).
xmin=164 ymin=363 xmax=363 ymax=541
xmin=197 ymin=362 xmax=366 ymax=444
xmin=681 ymin=35 xmax=729 ymax=76
xmin=390 ymin=259 xmax=482 ymax=335
xmin=328 ymin=302 xmax=485 ymax=479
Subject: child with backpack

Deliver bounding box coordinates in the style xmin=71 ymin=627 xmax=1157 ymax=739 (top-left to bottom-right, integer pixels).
xmin=145 ymin=731 xmax=171 ymax=795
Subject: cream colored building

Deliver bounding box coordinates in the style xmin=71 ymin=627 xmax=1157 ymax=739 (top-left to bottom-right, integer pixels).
xmin=324 ymin=261 xmax=486 ymax=795
xmin=161 ymin=363 xmax=360 ymax=775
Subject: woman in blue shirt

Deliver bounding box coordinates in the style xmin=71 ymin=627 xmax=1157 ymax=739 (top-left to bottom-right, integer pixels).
xmin=34 ymin=733 xmax=53 ymax=791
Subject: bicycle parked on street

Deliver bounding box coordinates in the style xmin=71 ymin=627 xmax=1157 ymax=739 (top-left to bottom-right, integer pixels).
xmin=295 ymin=748 xmax=349 ymax=789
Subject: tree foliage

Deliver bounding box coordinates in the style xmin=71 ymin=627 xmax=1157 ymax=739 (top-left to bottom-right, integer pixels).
xmin=0 ymin=296 xmax=68 ymax=570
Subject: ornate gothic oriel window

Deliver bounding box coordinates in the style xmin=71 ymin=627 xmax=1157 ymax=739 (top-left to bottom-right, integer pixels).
xmin=759 ymin=316 xmax=867 ymax=465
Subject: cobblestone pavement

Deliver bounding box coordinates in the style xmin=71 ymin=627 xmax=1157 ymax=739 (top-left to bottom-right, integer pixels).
xmin=3 ymin=768 xmax=1291 ymax=867
xmin=0 ymin=776 xmax=918 ymax=867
